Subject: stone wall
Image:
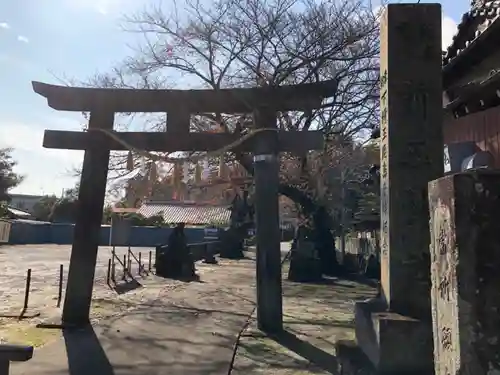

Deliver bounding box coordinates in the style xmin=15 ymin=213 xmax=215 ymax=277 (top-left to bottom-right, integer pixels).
xmin=7 ymin=221 xmax=207 ymax=247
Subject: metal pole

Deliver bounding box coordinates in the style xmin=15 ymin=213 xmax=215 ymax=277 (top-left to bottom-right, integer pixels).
xmin=20 ymin=269 xmax=32 ymax=318
xmin=106 ymin=259 xmax=111 ymax=285
xmin=148 ymin=251 xmax=152 ymax=272
xmin=340 ymin=169 xmax=346 ymax=265
xmin=122 ymin=254 xmax=127 ymax=280
xmin=111 ymin=246 xmax=116 ymax=282
xmin=57 ymin=264 xmax=63 ymax=308
xmin=253 ymin=108 xmax=282 ymax=334
xmin=138 ymin=252 xmax=142 ymax=275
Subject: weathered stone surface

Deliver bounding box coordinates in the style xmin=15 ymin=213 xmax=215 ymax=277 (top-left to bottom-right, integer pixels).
xmin=354 ymin=301 xmax=434 ymax=374
xmin=378 ymin=3 xmax=443 ymax=320
xmin=354 ymin=4 xmax=443 ymax=373
xmin=428 ymin=171 xmax=500 ymax=375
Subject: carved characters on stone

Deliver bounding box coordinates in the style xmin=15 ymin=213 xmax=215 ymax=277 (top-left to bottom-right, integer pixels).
xmin=432 ymin=200 xmax=457 ymax=302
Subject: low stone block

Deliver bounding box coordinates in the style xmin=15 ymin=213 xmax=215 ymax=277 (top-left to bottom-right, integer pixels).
xmin=335 ymin=340 xmax=375 ymax=375
xmin=428 ymin=171 xmax=500 ymax=374
xmin=355 ymin=300 xmax=434 ymax=374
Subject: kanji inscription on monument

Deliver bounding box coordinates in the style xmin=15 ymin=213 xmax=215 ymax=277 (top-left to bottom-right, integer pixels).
xmin=429 ymin=172 xmax=500 ymax=375
xmin=379 ymin=4 xmax=443 ymax=319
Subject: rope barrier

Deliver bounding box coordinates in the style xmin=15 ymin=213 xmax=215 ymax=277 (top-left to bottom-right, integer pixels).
xmin=88 ymin=127 xmax=279 ymax=164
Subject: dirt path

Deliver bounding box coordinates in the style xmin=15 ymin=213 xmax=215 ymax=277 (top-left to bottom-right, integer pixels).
xmin=9 ymin=244 xmax=376 ymax=375
xmin=230 ymin=262 xmax=377 ymax=375
xmin=10 ymin=252 xmax=262 ymax=375
xmin=0 ymin=245 xmax=178 ymax=347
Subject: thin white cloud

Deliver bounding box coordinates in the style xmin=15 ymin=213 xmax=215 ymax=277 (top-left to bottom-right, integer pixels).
xmin=0 ymin=22 xmax=9 ymax=30
xmin=64 ymin=0 xmax=139 ymax=15
xmin=442 ymin=15 xmax=458 ymax=51
xmin=0 ymin=119 xmax=84 ymax=195
xmin=17 ymin=35 xmax=29 ymax=43
xmin=0 ymin=120 xmax=84 ymax=165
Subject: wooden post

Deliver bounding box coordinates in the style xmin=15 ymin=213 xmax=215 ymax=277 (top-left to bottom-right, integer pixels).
xmin=253 ymin=108 xmax=283 ymax=333
xmin=62 ymin=110 xmax=114 ymax=326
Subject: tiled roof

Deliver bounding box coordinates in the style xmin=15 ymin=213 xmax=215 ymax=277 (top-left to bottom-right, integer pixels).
xmin=137 ymin=200 xmax=231 ymax=225
xmin=445 ymin=70 xmax=500 ymax=114
xmin=443 ymin=1 xmax=500 ymax=66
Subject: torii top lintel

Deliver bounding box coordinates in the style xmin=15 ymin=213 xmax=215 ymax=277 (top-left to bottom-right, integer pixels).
xmin=32 ymin=80 xmax=338 ymax=113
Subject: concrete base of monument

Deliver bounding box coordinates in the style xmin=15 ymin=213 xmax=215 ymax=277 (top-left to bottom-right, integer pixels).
xmin=353 ymin=299 xmax=434 ymax=374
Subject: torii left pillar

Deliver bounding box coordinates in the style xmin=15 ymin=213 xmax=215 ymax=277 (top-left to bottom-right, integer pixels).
xmin=63 ymin=110 xmax=114 ymax=326
xmin=253 ymin=108 xmax=282 ymax=333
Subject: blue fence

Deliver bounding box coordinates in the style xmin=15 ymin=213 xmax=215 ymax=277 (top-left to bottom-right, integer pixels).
xmin=8 ymin=221 xmax=207 ymax=247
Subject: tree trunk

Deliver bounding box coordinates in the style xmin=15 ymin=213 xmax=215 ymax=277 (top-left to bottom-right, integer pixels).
xmin=236 ymin=153 xmax=343 ymax=275
xmin=279 ymin=184 xmax=341 ymax=276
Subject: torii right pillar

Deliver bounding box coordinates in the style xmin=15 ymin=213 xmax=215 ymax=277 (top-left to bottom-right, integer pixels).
xmin=353 ymin=4 xmax=443 ymax=374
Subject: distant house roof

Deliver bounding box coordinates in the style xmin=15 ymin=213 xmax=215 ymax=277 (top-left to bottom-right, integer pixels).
xmin=137 ymin=200 xmax=231 ymax=225
xmin=111 ymin=207 xmax=139 ymax=214
xmin=6 ymin=206 xmax=32 ymax=219
xmin=8 ymin=194 xmax=45 ymax=200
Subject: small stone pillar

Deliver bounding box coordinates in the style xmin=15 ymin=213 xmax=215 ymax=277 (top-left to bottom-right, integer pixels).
xmin=109 ymin=214 xmax=132 ymax=246
xmin=428 ymin=171 xmax=500 ymax=375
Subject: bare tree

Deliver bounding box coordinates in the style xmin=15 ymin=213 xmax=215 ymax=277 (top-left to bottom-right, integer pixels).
xmin=81 ymin=0 xmax=380 ymax=274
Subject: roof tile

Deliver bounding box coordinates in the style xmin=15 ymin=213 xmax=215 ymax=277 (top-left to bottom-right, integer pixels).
xmin=137 ymin=201 xmax=231 ymax=225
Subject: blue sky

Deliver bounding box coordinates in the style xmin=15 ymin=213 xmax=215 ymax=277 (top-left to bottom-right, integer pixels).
xmin=0 ymin=0 xmax=468 ymax=196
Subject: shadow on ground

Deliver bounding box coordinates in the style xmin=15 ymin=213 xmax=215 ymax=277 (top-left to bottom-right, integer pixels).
xmin=112 ymin=280 xmax=142 ymax=295
xmin=233 ymin=326 xmax=339 ymax=375
xmin=230 ymin=263 xmax=377 ymax=375
xmin=270 ymin=330 xmax=338 ymax=374
xmin=16 ymin=301 xmax=254 ymax=375
xmin=63 ymin=326 xmax=115 ymax=375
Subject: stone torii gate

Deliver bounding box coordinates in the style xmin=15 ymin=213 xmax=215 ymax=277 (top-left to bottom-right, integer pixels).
xmin=33 ymin=80 xmax=336 ymax=331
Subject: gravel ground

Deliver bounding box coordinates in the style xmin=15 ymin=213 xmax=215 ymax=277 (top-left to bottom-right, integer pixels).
xmin=0 ymin=244 xmax=175 ymax=346
xmin=2 ymin=243 xmax=377 ymax=375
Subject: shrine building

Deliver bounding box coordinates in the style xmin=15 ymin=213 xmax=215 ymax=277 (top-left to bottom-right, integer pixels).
xmin=442 ymin=0 xmax=500 ymax=172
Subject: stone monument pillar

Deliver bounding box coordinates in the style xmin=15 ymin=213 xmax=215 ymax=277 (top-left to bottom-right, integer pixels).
xmin=428 ymin=171 xmax=500 ymax=375
xmin=352 ymin=4 xmax=443 ymax=373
